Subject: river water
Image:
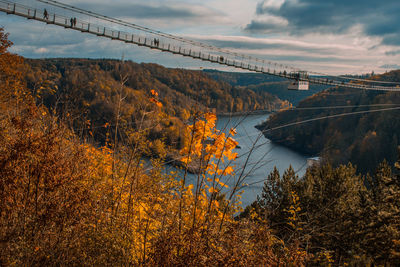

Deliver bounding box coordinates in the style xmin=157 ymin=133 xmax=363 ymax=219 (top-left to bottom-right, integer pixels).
xmin=165 ymin=113 xmax=309 ymax=208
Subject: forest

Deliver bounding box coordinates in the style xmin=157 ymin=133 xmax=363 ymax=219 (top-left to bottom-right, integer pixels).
xmin=25 ymin=58 xmax=284 ymax=115
xmin=257 ymin=81 xmax=400 ymax=174
xmin=1 ymin=27 xmax=400 ymax=266
xmin=22 ymin=58 xmax=284 ymax=161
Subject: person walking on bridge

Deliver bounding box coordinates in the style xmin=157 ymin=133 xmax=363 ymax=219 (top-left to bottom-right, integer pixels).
xmin=43 ymin=9 xmax=49 ymax=20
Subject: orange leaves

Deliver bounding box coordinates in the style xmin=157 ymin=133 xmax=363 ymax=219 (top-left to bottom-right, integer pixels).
xmin=0 ymin=29 xmax=310 ymax=266
xmin=227 ymin=151 xmax=238 ymax=161
xmin=223 ymin=166 xmax=234 ymax=176
xmin=149 ymin=97 xmax=163 ymax=108
xmin=208 ymin=187 xmax=217 ymax=193
xmin=180 ymin=155 xmax=191 ymax=165
xmin=204 ymin=112 xmax=217 ymax=128
xmin=156 ymin=101 xmax=163 ymax=108
xmin=149 ymin=89 xmax=163 ymax=108
xmin=150 ymin=89 xmax=158 ymax=96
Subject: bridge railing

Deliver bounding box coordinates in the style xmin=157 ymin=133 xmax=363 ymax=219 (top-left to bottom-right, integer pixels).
xmin=1 ymin=0 xmax=399 ymax=91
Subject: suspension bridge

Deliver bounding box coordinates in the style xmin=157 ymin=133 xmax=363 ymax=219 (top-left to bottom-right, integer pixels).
xmin=1 ymin=0 xmax=400 ymax=91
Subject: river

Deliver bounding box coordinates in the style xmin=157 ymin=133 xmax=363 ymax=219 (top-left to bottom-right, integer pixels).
xmin=165 ymin=113 xmax=309 ymax=208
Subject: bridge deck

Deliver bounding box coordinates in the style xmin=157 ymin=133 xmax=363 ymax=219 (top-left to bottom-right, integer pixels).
xmin=0 ymin=1 xmax=398 ymax=91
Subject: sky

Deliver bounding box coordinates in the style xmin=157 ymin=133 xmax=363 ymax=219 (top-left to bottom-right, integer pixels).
xmin=1 ymin=0 xmax=400 ymax=75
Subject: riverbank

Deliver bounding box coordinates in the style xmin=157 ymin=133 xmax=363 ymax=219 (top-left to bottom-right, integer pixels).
xmin=166 ymin=151 xmax=204 ymax=174
xmin=210 ymin=114 xmax=308 ymax=207
xmin=217 ymin=110 xmax=272 ymax=117
xmin=254 ymin=122 xmax=315 ymax=157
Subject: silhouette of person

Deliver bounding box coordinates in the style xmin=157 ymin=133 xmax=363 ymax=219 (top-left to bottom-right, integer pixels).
xmin=43 ymin=9 xmax=48 ymax=20
xmin=73 ymin=17 xmax=77 ymax=27
xmin=70 ymin=18 xmax=74 ymax=27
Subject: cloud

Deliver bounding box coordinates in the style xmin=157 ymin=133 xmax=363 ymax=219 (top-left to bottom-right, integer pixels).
xmin=77 ymin=3 xmax=198 ymax=19
xmin=68 ymin=1 xmax=227 ymax=27
xmin=246 ymin=0 xmax=400 ymax=45
xmin=190 ymin=34 xmax=368 ymax=55
xmin=57 ymin=1 xmax=229 ymax=29
xmin=34 ymin=47 xmax=49 ymax=54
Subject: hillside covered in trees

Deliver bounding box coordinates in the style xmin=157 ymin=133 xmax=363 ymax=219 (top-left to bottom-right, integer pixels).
xmin=22 ymin=58 xmax=284 ymax=160
xmin=257 ymin=72 xmax=400 ymax=174
xmin=26 ymin=59 xmax=284 ymax=115
xmin=2 ymin=27 xmax=400 ymax=266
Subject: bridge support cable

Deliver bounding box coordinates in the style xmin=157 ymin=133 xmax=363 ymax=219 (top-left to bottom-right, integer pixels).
xmin=1 ymin=0 xmax=400 ymax=91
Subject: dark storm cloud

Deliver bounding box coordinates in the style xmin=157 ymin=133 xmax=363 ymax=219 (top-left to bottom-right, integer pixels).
xmin=246 ymin=0 xmax=400 ymax=45
xmin=245 ymin=20 xmax=283 ymax=33
xmin=77 ymin=3 xmax=202 ymax=19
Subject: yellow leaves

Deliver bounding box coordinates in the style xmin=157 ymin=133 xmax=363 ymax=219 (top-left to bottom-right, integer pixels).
xmin=204 ymin=112 xmax=217 ymax=128
xmin=286 ymin=191 xmax=302 ymax=231
xmin=249 ymin=208 xmax=258 ymax=220
xmin=209 ymin=187 xmax=218 ymax=193
xmin=216 ymin=177 xmax=228 ymax=188
xmin=180 ymin=155 xmax=191 ymax=165
xmin=82 ymin=143 xmax=114 ymax=180
xmin=227 ymin=152 xmax=238 ymax=161
xmin=181 ymin=108 xmax=191 ymax=121
xmin=180 ymin=112 xmax=238 ymax=178
xmin=223 ymin=166 xmax=234 ymax=176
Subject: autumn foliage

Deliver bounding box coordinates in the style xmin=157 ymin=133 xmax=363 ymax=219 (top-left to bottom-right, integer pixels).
xmin=0 ymin=27 xmax=308 ymax=266
xmin=3 ymin=25 xmax=400 ymax=266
